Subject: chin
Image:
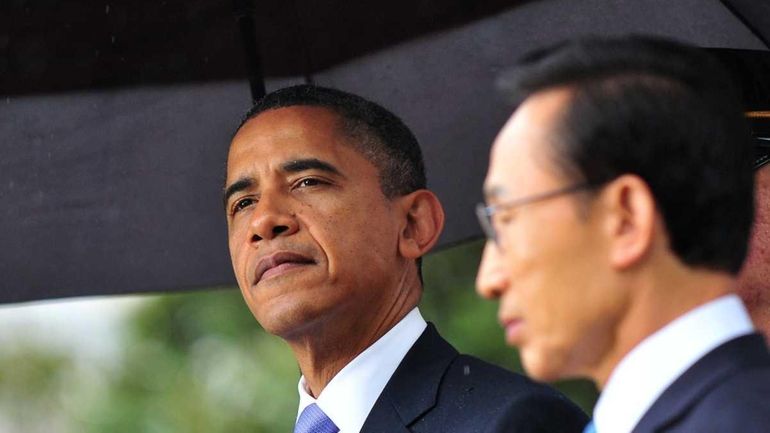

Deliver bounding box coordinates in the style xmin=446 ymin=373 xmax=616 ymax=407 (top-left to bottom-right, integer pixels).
xmin=254 ymin=300 xmax=332 ymax=340
xmin=520 ymin=347 xmax=569 ymax=383
xmin=254 ymin=311 xmax=306 ymax=338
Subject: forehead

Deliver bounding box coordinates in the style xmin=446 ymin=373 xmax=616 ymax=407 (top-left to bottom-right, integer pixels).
xmin=486 ymin=88 xmax=572 ymax=196
xmin=226 ymin=106 xmax=364 ymax=178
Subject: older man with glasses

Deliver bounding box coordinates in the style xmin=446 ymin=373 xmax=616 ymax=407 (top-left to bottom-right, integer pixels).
xmin=475 ymin=36 xmax=770 ymax=433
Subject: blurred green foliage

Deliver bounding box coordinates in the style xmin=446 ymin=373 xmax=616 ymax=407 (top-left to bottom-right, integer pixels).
xmin=0 ymin=240 xmax=596 ymax=432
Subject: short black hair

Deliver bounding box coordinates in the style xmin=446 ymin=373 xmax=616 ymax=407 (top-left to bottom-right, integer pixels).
xmin=236 ymin=84 xmax=426 ymax=198
xmin=499 ymin=36 xmax=754 ymax=275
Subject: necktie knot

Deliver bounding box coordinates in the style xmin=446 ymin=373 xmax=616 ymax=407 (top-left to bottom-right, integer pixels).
xmin=294 ymin=403 xmax=339 ymax=433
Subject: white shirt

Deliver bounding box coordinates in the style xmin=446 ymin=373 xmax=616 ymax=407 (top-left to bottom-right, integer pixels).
xmin=593 ymin=294 xmax=755 ymax=433
xmin=295 ymin=307 xmax=427 ymax=433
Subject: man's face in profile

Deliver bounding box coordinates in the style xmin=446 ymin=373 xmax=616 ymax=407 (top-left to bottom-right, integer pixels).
xmin=224 ymin=106 xmax=406 ymax=339
xmin=476 ymin=88 xmax=626 ymax=382
xmin=737 ymin=165 xmax=770 ymax=334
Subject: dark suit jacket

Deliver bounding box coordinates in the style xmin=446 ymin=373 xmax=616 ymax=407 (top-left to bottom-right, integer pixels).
xmin=359 ymin=324 xmax=588 ymax=433
xmin=632 ymin=333 xmax=770 ymax=433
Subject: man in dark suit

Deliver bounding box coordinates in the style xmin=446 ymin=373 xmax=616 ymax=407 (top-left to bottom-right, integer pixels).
xmin=224 ymin=85 xmax=586 ymax=432
xmin=475 ymin=37 xmax=770 ymax=433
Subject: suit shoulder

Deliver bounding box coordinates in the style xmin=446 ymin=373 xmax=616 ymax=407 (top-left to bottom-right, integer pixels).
xmin=425 ymin=354 xmax=588 ymax=432
xmin=445 ymin=354 xmax=542 ymax=391
xmin=671 ymin=366 xmax=770 ymax=433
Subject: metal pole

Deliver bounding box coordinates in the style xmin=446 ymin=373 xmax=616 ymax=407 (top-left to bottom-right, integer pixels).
xmin=233 ymin=0 xmax=266 ymax=102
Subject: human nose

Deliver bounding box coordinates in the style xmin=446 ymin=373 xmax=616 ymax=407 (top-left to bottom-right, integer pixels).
xmin=248 ymin=191 xmax=299 ymax=243
xmin=476 ymin=242 xmax=509 ymax=300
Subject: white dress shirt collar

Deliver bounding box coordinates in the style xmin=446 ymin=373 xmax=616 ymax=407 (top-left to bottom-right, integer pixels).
xmin=296 ymin=307 xmax=427 ymax=433
xmin=593 ymin=294 xmax=754 ymax=433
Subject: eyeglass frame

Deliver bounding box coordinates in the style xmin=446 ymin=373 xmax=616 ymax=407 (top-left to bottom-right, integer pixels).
xmin=476 ymin=182 xmax=593 ymax=247
xmin=476 ymin=135 xmax=766 ymax=246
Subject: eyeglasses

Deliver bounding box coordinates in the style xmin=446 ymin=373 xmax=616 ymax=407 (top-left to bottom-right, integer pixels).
xmin=476 ymin=182 xmax=591 ymax=246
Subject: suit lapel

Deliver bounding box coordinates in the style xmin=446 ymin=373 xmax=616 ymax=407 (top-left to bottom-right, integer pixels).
xmin=360 ymin=324 xmax=458 ymax=433
xmin=358 ymin=399 xmax=412 ymax=433
xmin=632 ymin=333 xmax=770 ymax=433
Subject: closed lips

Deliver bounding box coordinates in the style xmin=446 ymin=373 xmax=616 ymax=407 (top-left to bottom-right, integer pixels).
xmin=254 ymin=251 xmax=316 ymax=283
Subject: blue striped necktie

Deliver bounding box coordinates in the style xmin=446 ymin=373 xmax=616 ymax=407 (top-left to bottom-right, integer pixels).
xmin=294 ymin=403 xmax=339 ymax=433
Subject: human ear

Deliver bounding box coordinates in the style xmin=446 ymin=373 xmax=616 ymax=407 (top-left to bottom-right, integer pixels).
xmin=601 ymin=174 xmax=657 ymax=269
xmin=397 ymin=190 xmax=445 ymax=259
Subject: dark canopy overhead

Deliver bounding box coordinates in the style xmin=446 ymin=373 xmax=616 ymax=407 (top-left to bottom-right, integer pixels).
xmin=1 ymin=0 xmax=768 ymax=304
xmin=1 ymin=0 xmax=522 ymax=96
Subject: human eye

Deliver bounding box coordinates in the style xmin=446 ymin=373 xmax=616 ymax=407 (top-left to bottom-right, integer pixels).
xmin=293 ymin=177 xmax=330 ymax=189
xmin=492 ymin=206 xmax=516 ymax=226
xmin=230 ymin=197 xmax=256 ymax=215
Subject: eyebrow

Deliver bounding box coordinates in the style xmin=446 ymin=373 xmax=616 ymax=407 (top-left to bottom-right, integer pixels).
xmin=281 ymin=158 xmax=343 ymax=176
xmin=222 ymin=158 xmax=344 ymax=209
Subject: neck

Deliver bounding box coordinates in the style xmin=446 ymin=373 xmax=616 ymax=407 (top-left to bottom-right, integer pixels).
xmin=590 ymin=262 xmax=735 ymax=388
xmin=288 ymin=270 xmax=421 ymax=397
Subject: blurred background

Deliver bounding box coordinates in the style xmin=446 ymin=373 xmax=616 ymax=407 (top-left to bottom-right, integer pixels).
xmin=0 ymin=240 xmax=597 ymax=433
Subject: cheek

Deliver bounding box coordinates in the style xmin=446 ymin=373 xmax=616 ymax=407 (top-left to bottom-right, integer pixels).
xmin=513 ymin=221 xmax=604 ymax=345
xmin=510 ymin=224 xmax=583 ymax=311
xmin=520 ymin=287 xmax=613 ymax=381
xmin=342 ymin=217 xmax=400 ymax=291
xmin=228 ymin=225 xmax=252 ymax=279
xmin=506 ymin=212 xmax=621 ymax=379
xmin=307 ymin=205 xmax=396 ymax=271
